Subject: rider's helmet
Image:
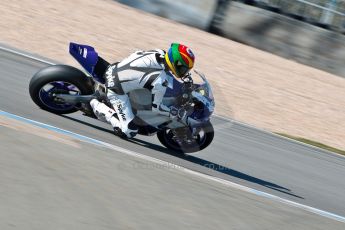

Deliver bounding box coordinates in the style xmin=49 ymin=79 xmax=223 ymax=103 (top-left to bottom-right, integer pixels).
xmin=164 ymin=43 xmax=195 ymax=78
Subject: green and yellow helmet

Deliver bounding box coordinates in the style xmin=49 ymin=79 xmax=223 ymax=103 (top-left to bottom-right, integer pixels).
xmin=165 ymin=43 xmax=195 ymax=78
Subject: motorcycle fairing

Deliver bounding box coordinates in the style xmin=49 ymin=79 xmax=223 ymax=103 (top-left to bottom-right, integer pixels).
xmin=69 ymin=42 xmax=106 ymax=83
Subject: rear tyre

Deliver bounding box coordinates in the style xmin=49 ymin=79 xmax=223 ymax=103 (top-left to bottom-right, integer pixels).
xmin=157 ymin=121 xmax=214 ymax=153
xmin=29 ymin=65 xmax=93 ymax=114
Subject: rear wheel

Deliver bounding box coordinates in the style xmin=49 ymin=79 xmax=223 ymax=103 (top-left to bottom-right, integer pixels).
xmin=157 ymin=121 xmax=214 ymax=153
xmin=29 ymin=65 xmax=93 ymax=114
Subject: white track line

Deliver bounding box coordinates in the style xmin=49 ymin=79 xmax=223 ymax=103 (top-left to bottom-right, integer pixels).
xmin=1 ymin=110 xmax=345 ymax=223
xmin=0 ymin=46 xmax=56 ymax=65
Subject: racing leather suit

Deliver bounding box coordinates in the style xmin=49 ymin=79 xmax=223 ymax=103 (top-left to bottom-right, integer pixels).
xmin=90 ymin=49 xmax=176 ymax=138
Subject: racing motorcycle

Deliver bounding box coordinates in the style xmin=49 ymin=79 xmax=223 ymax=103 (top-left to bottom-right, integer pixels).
xmin=29 ymin=43 xmax=215 ymax=153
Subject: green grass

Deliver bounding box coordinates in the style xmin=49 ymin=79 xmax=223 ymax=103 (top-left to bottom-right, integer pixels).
xmin=275 ymin=133 xmax=345 ymax=156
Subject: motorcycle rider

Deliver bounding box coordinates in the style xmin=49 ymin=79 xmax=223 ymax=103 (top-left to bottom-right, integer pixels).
xmin=89 ymin=43 xmax=195 ymax=138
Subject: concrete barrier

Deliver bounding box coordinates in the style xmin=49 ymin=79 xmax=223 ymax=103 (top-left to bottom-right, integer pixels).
xmin=219 ymin=2 xmax=345 ymax=78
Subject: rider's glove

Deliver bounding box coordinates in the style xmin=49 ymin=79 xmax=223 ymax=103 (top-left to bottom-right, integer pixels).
xmin=170 ymin=106 xmax=188 ymax=124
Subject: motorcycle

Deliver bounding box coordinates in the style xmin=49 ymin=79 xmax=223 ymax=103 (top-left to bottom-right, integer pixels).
xmin=29 ymin=43 xmax=215 ymax=153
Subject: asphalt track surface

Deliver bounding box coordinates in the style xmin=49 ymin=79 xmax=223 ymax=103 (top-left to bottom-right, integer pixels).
xmin=0 ymin=46 xmax=345 ymax=228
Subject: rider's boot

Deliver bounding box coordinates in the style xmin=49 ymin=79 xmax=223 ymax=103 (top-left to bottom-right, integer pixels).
xmin=107 ymin=92 xmax=138 ymax=138
xmin=89 ymin=99 xmax=121 ymax=129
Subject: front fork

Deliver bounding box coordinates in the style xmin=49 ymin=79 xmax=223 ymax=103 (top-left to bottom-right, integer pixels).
xmin=171 ymin=126 xmax=200 ymax=145
xmin=171 ymin=120 xmax=208 ymax=143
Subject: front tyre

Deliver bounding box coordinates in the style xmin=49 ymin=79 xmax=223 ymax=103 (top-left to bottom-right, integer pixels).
xmin=157 ymin=121 xmax=214 ymax=153
xmin=29 ymin=65 xmax=93 ymax=114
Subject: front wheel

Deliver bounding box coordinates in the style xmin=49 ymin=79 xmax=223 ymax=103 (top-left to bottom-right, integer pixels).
xmin=157 ymin=121 xmax=214 ymax=153
xmin=29 ymin=65 xmax=93 ymax=114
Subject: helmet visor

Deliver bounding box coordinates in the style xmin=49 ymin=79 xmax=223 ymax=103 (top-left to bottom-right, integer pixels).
xmin=175 ymin=61 xmax=190 ymax=77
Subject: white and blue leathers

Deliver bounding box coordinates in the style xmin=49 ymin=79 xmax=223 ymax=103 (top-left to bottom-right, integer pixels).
xmin=90 ymin=49 xmax=177 ymax=138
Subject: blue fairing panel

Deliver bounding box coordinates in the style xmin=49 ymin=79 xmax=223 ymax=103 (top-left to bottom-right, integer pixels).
xmin=164 ymin=77 xmax=183 ymax=97
xmin=69 ymin=42 xmax=99 ymax=77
